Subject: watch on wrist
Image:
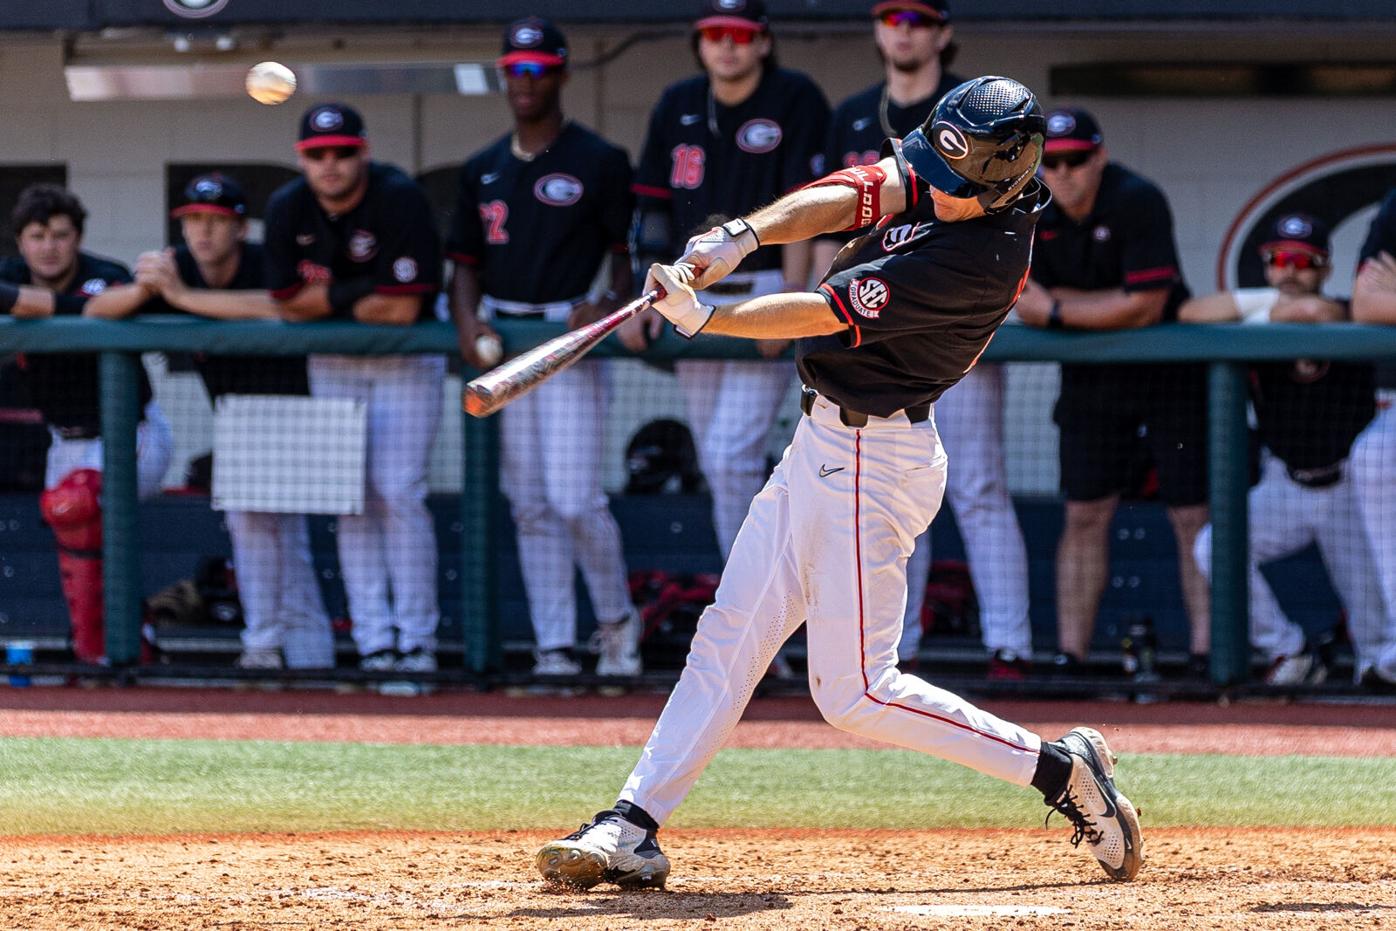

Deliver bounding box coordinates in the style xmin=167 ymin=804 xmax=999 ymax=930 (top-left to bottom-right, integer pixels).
xmin=1047 ymin=299 xmax=1065 ymax=329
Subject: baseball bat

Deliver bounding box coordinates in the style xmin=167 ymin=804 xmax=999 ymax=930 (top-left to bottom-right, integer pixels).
xmin=463 ymin=287 xmax=665 ymax=417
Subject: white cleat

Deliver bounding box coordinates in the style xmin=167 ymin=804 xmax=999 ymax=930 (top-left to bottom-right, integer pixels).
xmin=1046 ymin=726 xmax=1143 ymax=882
xmin=594 ymin=610 xmax=644 ymax=678
xmin=536 ymin=810 xmax=670 ymax=890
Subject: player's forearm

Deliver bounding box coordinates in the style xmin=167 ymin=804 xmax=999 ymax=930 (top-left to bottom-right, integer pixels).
xmin=1178 ymin=293 xmax=1240 ymax=323
xmin=746 ymin=158 xmax=906 ymax=246
xmin=448 ymin=263 xmax=483 ymax=326
xmin=702 ymin=291 xmax=846 ymax=340
xmin=352 ymin=293 xmax=419 ymax=326
xmin=1054 ymin=288 xmax=1167 ymax=330
xmin=4 ymin=283 xmax=57 ymax=318
xmin=607 ymin=251 xmax=635 ymax=300
xmin=168 ymin=289 xmax=281 ymax=320
xmin=1352 ymin=280 xmax=1396 ymax=324
xmin=82 ymin=283 xmax=150 ymax=320
xmin=276 ymin=283 xmax=332 ymax=321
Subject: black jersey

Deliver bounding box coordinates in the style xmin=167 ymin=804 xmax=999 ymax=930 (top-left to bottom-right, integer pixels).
xmin=634 ymin=68 xmax=829 ymax=271
xmin=824 ymin=73 xmax=962 ymax=171
xmin=263 ymin=162 xmax=441 ymax=321
xmin=0 ymin=252 xmax=154 ymax=434
xmin=143 ymin=243 xmax=310 ymax=400
xmin=1252 ymin=357 xmax=1375 ymax=472
xmin=446 ymin=122 xmax=633 ymax=303
xmin=797 ymin=142 xmax=1048 ymax=417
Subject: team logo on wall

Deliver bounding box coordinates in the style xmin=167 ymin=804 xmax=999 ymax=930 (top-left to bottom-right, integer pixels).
xmin=1219 ymin=143 xmax=1396 ymax=290
xmin=311 ymin=108 xmax=343 ymax=132
xmin=164 ymin=0 xmax=231 ymax=17
xmin=533 ymin=173 xmax=584 ymax=206
xmin=393 ymin=257 xmax=418 ymax=283
xmin=849 ymin=277 xmax=889 ymax=318
xmin=348 ymin=230 xmax=378 ymax=261
xmin=80 ymin=279 xmax=107 ymax=297
xmin=931 ymin=121 xmax=969 ymax=160
xmin=737 ymin=119 xmax=782 ymax=154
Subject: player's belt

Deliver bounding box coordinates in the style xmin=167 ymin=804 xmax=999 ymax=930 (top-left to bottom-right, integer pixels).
xmin=481 ymin=294 xmax=585 ymax=324
xmin=52 ymin=424 xmax=101 ymax=440
xmin=1287 ymin=461 xmax=1344 ymax=489
xmin=800 ymin=385 xmax=930 ymax=428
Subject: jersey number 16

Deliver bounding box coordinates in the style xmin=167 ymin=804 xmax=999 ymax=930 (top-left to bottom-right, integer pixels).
xmin=670 ymin=144 xmax=706 ymax=190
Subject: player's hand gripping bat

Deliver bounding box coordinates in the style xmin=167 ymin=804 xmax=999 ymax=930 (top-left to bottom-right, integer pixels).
xmin=463 ymin=287 xmax=666 ymax=417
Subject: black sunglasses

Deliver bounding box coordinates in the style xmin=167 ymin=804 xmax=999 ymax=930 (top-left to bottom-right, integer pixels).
xmin=1041 ymin=150 xmax=1093 ymax=171
xmin=302 ymin=145 xmax=362 ymax=162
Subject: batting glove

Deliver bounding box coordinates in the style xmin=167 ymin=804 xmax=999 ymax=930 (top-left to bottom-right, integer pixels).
xmin=680 ymin=218 xmax=760 ymax=291
xmin=646 ymin=263 xmax=714 ymax=338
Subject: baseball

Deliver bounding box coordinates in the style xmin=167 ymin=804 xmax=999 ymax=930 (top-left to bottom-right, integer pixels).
xmin=245 ymin=61 xmax=297 ymax=106
xmin=475 ymin=333 xmax=504 ymax=367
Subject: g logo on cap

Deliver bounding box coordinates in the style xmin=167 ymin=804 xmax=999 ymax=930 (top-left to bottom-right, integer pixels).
xmin=1046 ymin=112 xmax=1077 ymax=136
xmin=513 ymin=25 xmax=542 ymax=46
xmin=932 ymin=122 xmax=970 ymax=160
xmin=718 ymin=0 xmax=747 ymax=10
xmin=1279 ymin=215 xmax=1312 ymax=239
xmin=194 ymin=179 xmax=222 ymax=198
xmin=311 ymin=108 xmax=344 ymax=131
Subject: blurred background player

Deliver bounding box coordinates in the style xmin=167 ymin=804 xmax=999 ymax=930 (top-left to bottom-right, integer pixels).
xmin=1183 ymin=214 xmax=1393 ymax=685
xmin=264 ymin=103 xmax=445 ymax=676
xmin=814 ymin=0 xmax=1032 ymax=677
xmin=1015 ymin=108 xmax=1210 ymax=675
xmin=448 ymin=17 xmax=642 ymax=678
xmin=0 ymin=183 xmax=173 ymax=664
xmin=1347 ymin=186 xmax=1396 ymax=690
xmin=134 ymin=173 xmax=333 ymax=671
xmin=629 ymin=0 xmax=829 ymax=560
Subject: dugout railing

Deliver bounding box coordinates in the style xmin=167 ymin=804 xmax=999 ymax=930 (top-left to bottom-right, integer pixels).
xmin=1 ymin=316 xmax=1393 ymax=689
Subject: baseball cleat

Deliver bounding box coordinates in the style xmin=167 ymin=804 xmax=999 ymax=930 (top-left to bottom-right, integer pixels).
xmin=1046 ymin=727 xmax=1143 ymax=882
xmin=536 ymin=809 xmax=669 ymax=890
xmin=594 ymin=609 xmax=644 ymax=677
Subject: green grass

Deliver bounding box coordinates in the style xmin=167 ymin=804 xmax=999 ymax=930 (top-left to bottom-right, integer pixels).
xmin=1 ymin=737 xmax=1393 ymax=836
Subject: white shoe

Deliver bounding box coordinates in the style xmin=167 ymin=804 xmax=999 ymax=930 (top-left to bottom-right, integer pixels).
xmin=1046 ymin=727 xmax=1143 ymax=882
xmin=1264 ymin=653 xmax=1314 ymax=686
xmin=536 ymin=810 xmax=669 ymax=889
xmin=359 ymin=650 xmax=397 ymax=672
xmin=235 ymin=649 xmax=284 ymax=670
xmin=378 ymin=648 xmax=437 ymax=697
xmin=533 ymin=650 xmax=582 ymax=677
xmin=594 ymin=610 xmax=643 ymax=677
xmin=394 ymin=649 xmax=437 ymax=673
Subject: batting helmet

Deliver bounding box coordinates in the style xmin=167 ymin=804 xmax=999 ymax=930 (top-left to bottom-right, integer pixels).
xmin=899 ymin=75 xmax=1046 ymax=213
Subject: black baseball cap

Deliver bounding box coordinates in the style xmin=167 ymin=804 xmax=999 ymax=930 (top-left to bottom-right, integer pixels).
xmin=296 ymin=103 xmax=368 ymax=152
xmin=498 ymin=16 xmax=569 ymax=69
xmin=1260 ymin=213 xmax=1331 ymax=258
xmin=1044 ymin=107 xmax=1104 ymax=154
xmin=171 ymin=173 xmax=247 ymax=219
xmin=871 ymin=0 xmax=950 ymax=23
xmin=695 ymin=0 xmax=769 ymax=32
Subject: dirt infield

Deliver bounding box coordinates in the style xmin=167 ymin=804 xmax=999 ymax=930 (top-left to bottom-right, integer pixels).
xmin=3 ymin=827 xmax=1394 ymax=930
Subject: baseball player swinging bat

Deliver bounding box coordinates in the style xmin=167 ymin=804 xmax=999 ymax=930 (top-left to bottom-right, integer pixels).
xmin=463 ymin=286 xmax=666 ymax=417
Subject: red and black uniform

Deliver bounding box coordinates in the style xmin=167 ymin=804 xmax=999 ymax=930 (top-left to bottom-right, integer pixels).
xmin=1030 ymin=162 xmax=1206 ymax=506
xmin=447 ymin=122 xmax=633 ymax=303
xmin=263 ymin=162 xmax=441 ymax=317
xmin=1252 ymin=347 xmax=1375 ymax=484
xmin=0 ymin=253 xmax=153 ymax=435
xmin=824 ymin=72 xmax=962 ymax=171
xmin=634 ymin=68 xmax=829 ymax=269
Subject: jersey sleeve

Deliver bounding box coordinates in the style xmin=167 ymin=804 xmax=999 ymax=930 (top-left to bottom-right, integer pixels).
xmin=1358 ymin=188 xmax=1396 ymax=267
xmin=371 ymin=179 xmax=442 ymax=294
xmin=1118 ymin=182 xmax=1183 ymax=293
xmin=632 ymin=91 xmax=675 ymax=207
xmin=445 ymin=159 xmax=483 ymax=267
xmin=261 ymin=189 xmax=305 ymax=299
xmin=102 ymin=262 xmax=134 ymax=286
xmin=599 ymin=145 xmax=636 ymax=254
xmin=1232 ymin=287 xmax=1279 ymax=324
xmin=781 ymin=77 xmax=830 ymax=193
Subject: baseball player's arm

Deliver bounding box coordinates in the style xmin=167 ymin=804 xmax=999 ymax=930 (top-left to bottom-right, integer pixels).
xmin=275 ymin=284 xmax=332 ymax=321
xmin=646 ymin=263 xmax=843 ymax=339
xmin=351 ymin=293 xmax=419 ymax=326
xmin=1178 ymin=293 xmax=1241 ymax=323
xmin=448 ymin=260 xmax=498 ymax=369
xmin=0 ymin=283 xmax=84 ymax=319
xmin=1269 ymin=294 xmax=1345 ymax=323
xmin=1353 ymin=251 xmax=1396 ymax=323
xmin=1018 ymin=285 xmax=1167 ymax=330
xmin=82 ymin=282 xmax=155 ymax=320
xmin=135 ymin=250 xmax=280 ymax=319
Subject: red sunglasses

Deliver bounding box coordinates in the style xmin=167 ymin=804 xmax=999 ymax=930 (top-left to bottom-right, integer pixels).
xmin=698 ymin=25 xmax=760 ymax=44
xmin=877 ymin=10 xmax=940 ymax=28
xmin=1263 ymin=249 xmax=1328 ymax=270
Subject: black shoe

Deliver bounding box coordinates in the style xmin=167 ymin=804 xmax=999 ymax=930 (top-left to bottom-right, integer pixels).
xmin=1050 ymin=652 xmax=1085 ymax=678
xmin=1361 ymin=668 xmax=1396 ymax=694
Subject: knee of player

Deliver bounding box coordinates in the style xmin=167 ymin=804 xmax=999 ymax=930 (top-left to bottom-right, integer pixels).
xmin=809 ymin=678 xmax=868 ymax=732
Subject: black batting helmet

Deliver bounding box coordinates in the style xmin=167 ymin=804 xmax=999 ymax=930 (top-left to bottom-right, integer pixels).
xmin=899 ymin=76 xmax=1046 ymax=213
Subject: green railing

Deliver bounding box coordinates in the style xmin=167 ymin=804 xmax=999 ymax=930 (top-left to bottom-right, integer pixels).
xmin=6 ymin=316 xmax=1396 ymax=683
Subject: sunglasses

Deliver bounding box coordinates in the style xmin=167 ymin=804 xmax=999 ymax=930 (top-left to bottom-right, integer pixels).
xmin=302 ymin=145 xmax=362 ymax=162
xmin=1263 ymin=249 xmax=1328 ymax=270
xmin=502 ymin=61 xmax=562 ymax=79
xmin=877 ymin=10 xmax=940 ymax=28
xmin=698 ymin=25 xmax=760 ymax=44
xmin=1041 ymin=150 xmax=1093 ymax=172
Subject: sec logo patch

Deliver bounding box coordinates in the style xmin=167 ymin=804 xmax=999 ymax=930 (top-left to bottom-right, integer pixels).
xmin=737 ymin=119 xmax=782 ymax=154
xmin=849 ymin=277 xmax=889 ymax=318
xmin=393 ymin=257 xmax=418 ymax=283
xmin=533 ymin=173 xmax=583 ymax=206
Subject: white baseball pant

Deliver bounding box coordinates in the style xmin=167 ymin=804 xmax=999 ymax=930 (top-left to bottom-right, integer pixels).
xmin=1350 ymin=406 xmax=1396 ymax=681
xmin=1193 ymin=455 xmax=1395 ymax=680
xmin=676 ymin=269 xmax=792 ymax=558
xmin=899 ymin=364 xmax=1033 ymax=661
xmin=309 ymin=354 xmax=444 ymax=656
xmin=44 ymin=401 xmax=174 ymax=499
xmin=619 ymin=392 xmax=1042 ymax=824
xmin=226 ymin=510 xmax=333 ymax=668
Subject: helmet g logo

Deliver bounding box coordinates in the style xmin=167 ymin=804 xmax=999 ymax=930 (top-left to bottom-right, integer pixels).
xmin=932 ymin=122 xmax=970 ymax=160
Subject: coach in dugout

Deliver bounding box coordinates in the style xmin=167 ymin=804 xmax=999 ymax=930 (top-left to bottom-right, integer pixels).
xmin=1014 ymin=108 xmax=1210 ymax=676
xmin=0 ymin=184 xmax=174 ymax=664
xmin=264 ymin=104 xmax=445 ymax=678
xmin=1183 ymin=213 xmax=1396 ymax=687
xmin=133 ymin=173 xmax=334 ymax=672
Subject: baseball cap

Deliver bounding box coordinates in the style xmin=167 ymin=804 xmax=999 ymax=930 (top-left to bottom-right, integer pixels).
xmin=870 ymin=0 xmax=950 ymax=23
xmin=498 ymin=16 xmax=569 ymax=69
xmin=695 ymin=0 xmax=769 ymax=32
xmin=171 ymin=173 xmax=248 ymax=219
xmin=1260 ymin=213 xmax=1331 ymax=258
xmin=1043 ymin=107 xmax=1104 ymax=154
xmin=296 ymin=103 xmax=368 ymax=152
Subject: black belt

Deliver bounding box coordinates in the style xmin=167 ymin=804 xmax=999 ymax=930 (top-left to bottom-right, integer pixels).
xmin=703 ymin=280 xmax=754 ymax=296
xmin=53 ymin=424 xmax=100 ymax=440
xmin=1287 ymin=461 xmax=1344 ymax=489
xmin=800 ymin=386 xmax=930 ymax=428
xmin=493 ymin=309 xmax=545 ymax=320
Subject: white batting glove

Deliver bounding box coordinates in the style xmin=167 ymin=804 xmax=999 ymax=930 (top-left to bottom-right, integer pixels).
xmin=680 ymin=218 xmax=760 ymax=291
xmin=646 ymin=263 xmax=714 ymax=338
